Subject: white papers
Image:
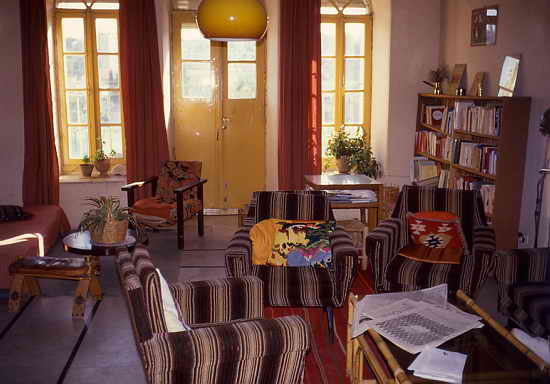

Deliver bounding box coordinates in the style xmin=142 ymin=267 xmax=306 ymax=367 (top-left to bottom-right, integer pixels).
xmin=409 ymin=348 xmax=467 ymax=383
xmin=512 ymin=328 xmax=550 ymax=364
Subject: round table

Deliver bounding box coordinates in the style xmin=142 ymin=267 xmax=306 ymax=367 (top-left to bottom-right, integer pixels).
xmin=62 ymin=229 xmax=141 ymax=256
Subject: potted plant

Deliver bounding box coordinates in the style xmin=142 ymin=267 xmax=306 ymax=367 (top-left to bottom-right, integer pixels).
xmin=79 ymin=196 xmax=137 ymax=244
xmin=349 ymin=139 xmax=381 ymax=179
xmin=80 ymin=155 xmax=94 ymax=177
xmin=326 ymin=131 xmax=356 ymax=173
xmin=93 ymin=142 xmax=116 ymax=177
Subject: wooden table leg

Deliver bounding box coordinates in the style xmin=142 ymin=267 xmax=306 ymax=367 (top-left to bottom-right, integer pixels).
xmin=367 ymin=207 xmax=378 ymax=232
xmin=8 ymin=275 xmax=25 ymax=313
xmin=73 ymin=278 xmax=90 ymax=318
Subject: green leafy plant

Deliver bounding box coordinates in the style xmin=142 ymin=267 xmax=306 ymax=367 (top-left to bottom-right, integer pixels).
xmin=326 ymin=130 xmax=357 ymax=158
xmin=82 ymin=155 xmax=91 ymax=164
xmin=326 ymin=129 xmax=381 ymax=178
xmin=93 ymin=140 xmax=117 ymax=162
xmin=349 ymin=144 xmax=381 ymax=178
xmin=79 ymin=196 xmax=138 ymax=234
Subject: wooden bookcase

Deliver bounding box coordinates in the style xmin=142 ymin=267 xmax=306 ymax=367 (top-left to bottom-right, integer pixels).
xmin=414 ymin=93 xmax=531 ymax=248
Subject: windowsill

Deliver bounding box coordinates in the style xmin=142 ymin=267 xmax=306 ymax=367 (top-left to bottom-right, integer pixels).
xmin=59 ymin=174 xmax=127 ymax=184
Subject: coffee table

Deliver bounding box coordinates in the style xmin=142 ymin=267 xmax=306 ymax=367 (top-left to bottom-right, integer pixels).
xmin=347 ymin=291 xmax=550 ymax=383
xmin=303 ymin=174 xmax=383 ymax=231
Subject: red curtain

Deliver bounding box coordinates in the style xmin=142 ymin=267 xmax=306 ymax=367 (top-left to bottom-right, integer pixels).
xmin=278 ymin=0 xmax=322 ymax=190
xmin=20 ymin=0 xmax=60 ymax=206
xmin=119 ymin=0 xmax=169 ymax=186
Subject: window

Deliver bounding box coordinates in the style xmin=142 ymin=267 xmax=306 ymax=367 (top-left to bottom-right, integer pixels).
xmin=321 ymin=0 xmax=372 ymax=171
xmin=55 ymin=1 xmax=123 ymax=173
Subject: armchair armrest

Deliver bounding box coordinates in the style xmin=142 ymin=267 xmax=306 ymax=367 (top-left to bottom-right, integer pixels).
xmin=141 ymin=316 xmax=310 ymax=384
xmin=170 ymin=276 xmax=263 ymax=325
xmin=225 ymin=228 xmax=253 ymax=278
xmin=495 ymin=248 xmax=550 ymax=314
xmin=173 ymin=178 xmax=208 ymax=194
xmin=460 ymin=226 xmax=496 ymax=298
xmin=365 ymin=218 xmax=407 ymax=292
xmin=121 ymin=176 xmax=158 ymax=206
xmin=329 ymin=228 xmax=358 ymax=306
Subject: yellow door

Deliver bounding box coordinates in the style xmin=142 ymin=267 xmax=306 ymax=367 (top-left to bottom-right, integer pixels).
xmin=172 ymin=11 xmax=266 ymax=209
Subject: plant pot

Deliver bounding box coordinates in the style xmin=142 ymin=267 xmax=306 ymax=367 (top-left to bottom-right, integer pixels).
xmin=80 ymin=164 xmax=94 ymax=177
xmin=336 ymin=156 xmax=351 ymax=174
xmin=94 ymin=159 xmax=110 ymax=177
xmin=91 ymin=219 xmax=128 ymax=244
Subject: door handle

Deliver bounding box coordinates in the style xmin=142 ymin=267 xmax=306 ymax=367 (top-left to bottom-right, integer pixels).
xmin=222 ymin=117 xmax=230 ymax=130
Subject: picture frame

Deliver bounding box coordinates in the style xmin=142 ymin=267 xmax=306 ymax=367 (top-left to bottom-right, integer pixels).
xmin=471 ymin=6 xmax=498 ymax=46
xmin=498 ymin=55 xmax=520 ymax=97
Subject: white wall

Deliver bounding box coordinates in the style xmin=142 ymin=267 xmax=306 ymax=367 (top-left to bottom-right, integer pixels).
xmin=441 ymin=0 xmax=550 ymax=246
xmin=0 ymin=0 xmax=25 ymax=205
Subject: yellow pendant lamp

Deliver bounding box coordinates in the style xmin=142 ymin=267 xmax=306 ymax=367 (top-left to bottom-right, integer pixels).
xmin=196 ymin=0 xmax=268 ymax=41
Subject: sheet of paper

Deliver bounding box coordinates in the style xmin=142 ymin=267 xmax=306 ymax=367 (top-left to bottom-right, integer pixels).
xmin=409 ymin=348 xmax=467 ymax=384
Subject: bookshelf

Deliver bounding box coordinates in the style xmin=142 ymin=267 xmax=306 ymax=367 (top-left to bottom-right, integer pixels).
xmin=414 ymin=93 xmax=531 ymax=248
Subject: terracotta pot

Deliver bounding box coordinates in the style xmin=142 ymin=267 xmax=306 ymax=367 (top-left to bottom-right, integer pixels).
xmin=94 ymin=159 xmax=110 ymax=177
xmin=80 ymin=164 xmax=94 ymax=177
xmin=336 ymin=156 xmax=351 ymax=174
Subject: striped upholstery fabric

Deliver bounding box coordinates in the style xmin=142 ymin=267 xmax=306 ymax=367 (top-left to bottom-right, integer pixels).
xmin=366 ymin=186 xmax=496 ymax=297
xmin=226 ymin=191 xmax=357 ymax=308
xmin=117 ymin=245 xmax=311 ymax=384
xmin=495 ymin=248 xmax=550 ymax=336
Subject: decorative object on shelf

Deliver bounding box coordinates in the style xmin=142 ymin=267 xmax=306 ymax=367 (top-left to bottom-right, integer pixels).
xmin=448 ymin=64 xmax=466 ymax=96
xmin=196 ymin=0 xmax=268 ymax=41
xmin=498 ymin=55 xmax=520 ymax=97
xmin=471 ymin=6 xmax=498 ymax=46
xmin=93 ymin=142 xmax=116 ymax=177
xmin=80 ymin=155 xmax=94 ymax=177
xmin=425 ymin=67 xmax=447 ymax=95
xmin=456 ymin=87 xmax=466 ymax=96
xmin=79 ymin=196 xmax=137 ymax=244
xmin=469 ymin=72 xmax=486 ymax=96
xmin=534 ymin=108 xmax=550 ymax=247
xmin=326 ymin=130 xmax=380 ymax=177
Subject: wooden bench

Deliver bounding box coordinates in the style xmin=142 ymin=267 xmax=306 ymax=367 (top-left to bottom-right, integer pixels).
xmin=8 ymin=256 xmax=102 ymax=318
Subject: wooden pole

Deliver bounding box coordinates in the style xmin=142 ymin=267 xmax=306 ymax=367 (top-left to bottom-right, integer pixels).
xmin=457 ymin=289 xmax=550 ymax=375
xmin=366 ymin=329 xmax=412 ymax=384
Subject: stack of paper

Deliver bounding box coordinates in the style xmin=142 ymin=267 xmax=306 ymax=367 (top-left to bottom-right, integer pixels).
xmin=408 ymin=348 xmax=467 ymax=383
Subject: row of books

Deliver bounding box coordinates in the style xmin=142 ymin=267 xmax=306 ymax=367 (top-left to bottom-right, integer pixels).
xmin=422 ymin=102 xmax=502 ymax=137
xmin=416 ymin=131 xmax=498 ymax=175
xmin=410 ymin=157 xmax=439 ymax=186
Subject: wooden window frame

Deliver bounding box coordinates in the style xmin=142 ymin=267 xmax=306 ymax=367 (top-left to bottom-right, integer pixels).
xmin=321 ymin=12 xmax=372 ymax=171
xmin=54 ymin=8 xmax=124 ymax=174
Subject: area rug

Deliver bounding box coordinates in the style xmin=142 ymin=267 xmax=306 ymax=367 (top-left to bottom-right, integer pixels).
xmin=264 ymin=270 xmax=376 ymax=384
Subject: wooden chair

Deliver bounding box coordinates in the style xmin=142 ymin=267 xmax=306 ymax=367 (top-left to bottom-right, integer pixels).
xmin=121 ymin=161 xmax=207 ymax=249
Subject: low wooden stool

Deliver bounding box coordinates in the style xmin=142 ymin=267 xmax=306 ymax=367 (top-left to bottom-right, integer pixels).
xmin=8 ymin=256 xmax=102 ymax=318
xmin=337 ymin=219 xmax=368 ymax=270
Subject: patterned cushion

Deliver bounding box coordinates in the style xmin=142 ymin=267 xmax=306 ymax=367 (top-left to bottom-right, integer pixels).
xmin=401 ymin=211 xmax=467 ymax=264
xmin=158 ymin=161 xmax=202 ymax=203
xmin=510 ymin=282 xmax=550 ymax=337
xmin=0 ymin=205 xmax=31 ymax=222
xmin=132 ymin=197 xmax=202 ymax=224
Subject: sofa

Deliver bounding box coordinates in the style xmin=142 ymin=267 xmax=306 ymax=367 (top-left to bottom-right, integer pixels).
xmin=0 ymin=205 xmax=69 ymax=289
xmin=117 ymin=245 xmax=311 ymax=384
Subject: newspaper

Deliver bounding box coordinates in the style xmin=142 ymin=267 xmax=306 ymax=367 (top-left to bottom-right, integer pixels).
xmin=352 ymin=284 xmax=483 ymax=354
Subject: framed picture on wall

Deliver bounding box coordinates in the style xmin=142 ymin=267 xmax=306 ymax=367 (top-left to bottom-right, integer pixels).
xmin=471 ymin=6 xmax=498 ymax=46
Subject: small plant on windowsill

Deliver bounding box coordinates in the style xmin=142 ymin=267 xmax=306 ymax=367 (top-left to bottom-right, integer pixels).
xmin=93 ymin=142 xmax=116 ymax=178
xmin=80 ymin=155 xmax=94 ymax=178
xmin=326 ymin=131 xmax=356 ymax=173
xmin=326 ymin=130 xmax=380 ymax=178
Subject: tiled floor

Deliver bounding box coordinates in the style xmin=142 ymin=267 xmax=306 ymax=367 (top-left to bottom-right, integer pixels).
xmin=0 ymin=214 xmax=506 ymax=383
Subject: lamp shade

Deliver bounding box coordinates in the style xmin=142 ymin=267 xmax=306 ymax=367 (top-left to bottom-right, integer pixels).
xmin=196 ymin=0 xmax=268 ymax=41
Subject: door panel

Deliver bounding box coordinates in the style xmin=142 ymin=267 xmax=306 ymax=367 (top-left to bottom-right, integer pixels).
xmin=172 ymin=11 xmax=265 ymax=209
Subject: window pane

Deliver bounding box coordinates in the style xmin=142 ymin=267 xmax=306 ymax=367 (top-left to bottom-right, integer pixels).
xmin=99 ymin=91 xmax=121 ymax=124
xmin=182 ymin=62 xmax=212 ymax=99
xmin=345 ymin=23 xmax=365 ymax=56
xmin=57 ymin=2 xmax=86 ymax=9
xmin=322 ymin=127 xmax=334 ymax=157
xmin=344 ymin=92 xmax=363 ymax=124
xmin=92 ymin=3 xmax=120 ymax=10
xmin=228 ymin=41 xmax=256 ymax=61
xmin=101 ymin=126 xmax=123 ymax=158
xmin=181 ymin=27 xmax=210 ymax=60
xmin=64 ymin=55 xmax=86 ymax=89
xmin=228 ymin=63 xmax=256 ymax=99
xmin=345 ymin=58 xmax=364 ymax=90
xmin=62 ymin=18 xmax=85 ymax=53
xmin=322 ymin=93 xmax=335 ymax=125
xmin=321 ymin=58 xmax=336 ymax=91
xmin=321 ymin=23 xmax=336 ymax=57
xmin=343 ymin=7 xmax=368 ymax=15
xmin=66 ymin=91 xmax=88 ymax=124
xmin=344 ymin=126 xmax=364 ymax=138
xmin=68 ymin=126 xmax=89 ymax=159
xmin=98 ymin=55 xmax=120 ymax=89
xmin=96 ymin=18 xmax=118 ymax=53
xmin=321 ymin=6 xmax=338 ymax=15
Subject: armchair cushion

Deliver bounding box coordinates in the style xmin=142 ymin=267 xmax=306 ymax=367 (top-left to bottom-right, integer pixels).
xmin=156 ymin=268 xmax=190 ymax=332
xmin=158 ymin=161 xmax=201 ymax=203
xmin=132 ymin=197 xmax=202 ymax=224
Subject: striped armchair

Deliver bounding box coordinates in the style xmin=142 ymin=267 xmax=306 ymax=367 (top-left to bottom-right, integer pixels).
xmin=117 ymin=246 xmax=311 ymax=384
xmin=495 ymin=248 xmax=550 ymax=337
xmin=225 ymin=191 xmax=358 ymax=341
xmin=366 ymin=185 xmax=496 ymax=297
